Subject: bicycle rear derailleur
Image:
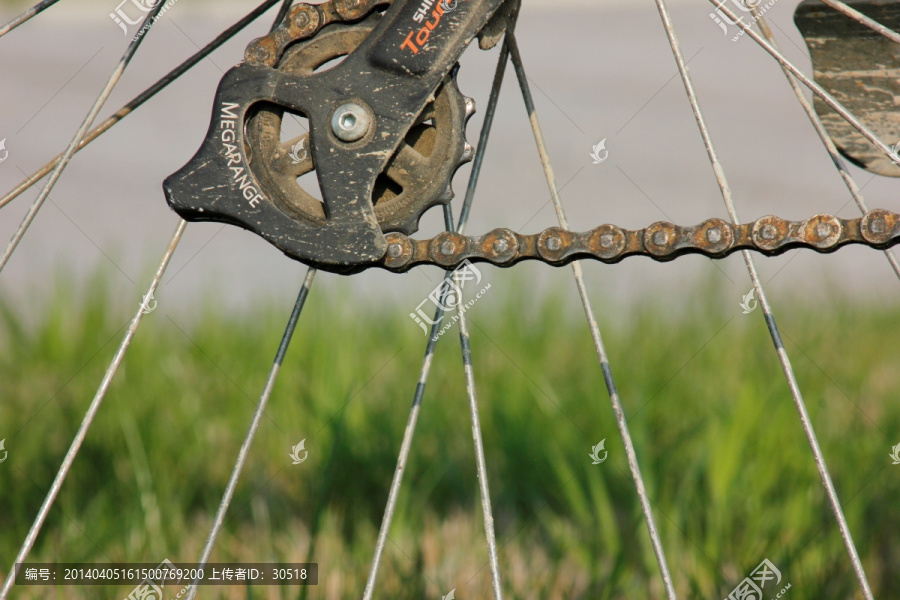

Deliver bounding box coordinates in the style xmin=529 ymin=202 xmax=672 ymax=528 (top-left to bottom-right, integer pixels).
xmin=165 ymin=0 xmax=900 ymax=275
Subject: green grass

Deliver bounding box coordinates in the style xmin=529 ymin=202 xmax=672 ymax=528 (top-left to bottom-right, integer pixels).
xmin=1 ymin=272 xmax=899 ymax=599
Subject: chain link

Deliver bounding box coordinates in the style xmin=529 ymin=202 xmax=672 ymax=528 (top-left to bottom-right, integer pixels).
xmin=236 ymin=2 xmax=900 ymax=274
xmin=378 ymin=209 xmax=900 ymax=271
xmin=243 ymin=0 xmax=390 ymax=66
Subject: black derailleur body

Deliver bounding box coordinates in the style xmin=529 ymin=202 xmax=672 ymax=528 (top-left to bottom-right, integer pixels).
xmin=164 ymin=0 xmax=506 ymax=274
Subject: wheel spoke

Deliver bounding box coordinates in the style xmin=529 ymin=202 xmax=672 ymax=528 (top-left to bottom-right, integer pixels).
xmin=0 ymin=219 xmax=187 ymax=600
xmin=451 ymin=220 xmax=504 ymax=600
xmin=817 ymin=0 xmax=900 ymax=44
xmin=184 ymin=267 xmax=317 ymax=600
xmin=708 ymin=0 xmax=895 ymax=162
xmin=0 ymin=2 xmax=167 ymax=274
xmin=0 ymin=0 xmax=62 ymax=39
xmin=750 ymin=8 xmax=900 ymax=281
xmin=506 ymin=32 xmax=679 ymax=600
xmin=0 ymin=0 xmax=285 ymax=213
xmin=361 ymin=30 xmax=513 ymax=599
xmin=656 ymin=1 xmax=875 ymax=597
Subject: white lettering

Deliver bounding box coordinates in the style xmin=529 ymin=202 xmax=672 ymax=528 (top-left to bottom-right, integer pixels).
xmin=220 ymin=102 xmax=240 ymax=120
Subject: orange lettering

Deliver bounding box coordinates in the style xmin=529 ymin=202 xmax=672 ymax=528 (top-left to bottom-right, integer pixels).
xmin=416 ymin=27 xmax=430 ymax=45
xmin=401 ymin=30 xmax=419 ymax=53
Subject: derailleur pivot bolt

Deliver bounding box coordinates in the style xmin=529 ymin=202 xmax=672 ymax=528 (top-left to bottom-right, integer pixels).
xmin=331 ymin=103 xmax=371 ymax=142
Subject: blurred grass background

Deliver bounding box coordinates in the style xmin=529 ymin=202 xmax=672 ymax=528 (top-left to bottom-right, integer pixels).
xmin=1 ymin=270 xmax=899 ymax=599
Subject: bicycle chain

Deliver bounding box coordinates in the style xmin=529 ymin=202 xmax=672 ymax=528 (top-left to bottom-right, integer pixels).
xmin=243 ymin=0 xmax=391 ymax=67
xmin=236 ymin=1 xmax=900 ymax=275
xmin=378 ymin=209 xmax=900 ymax=272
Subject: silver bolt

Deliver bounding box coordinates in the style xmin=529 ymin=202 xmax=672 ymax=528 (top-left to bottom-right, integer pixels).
xmin=387 ymin=243 xmax=403 ymax=258
xmin=331 ymin=103 xmax=370 ymax=142
xmin=440 ymin=240 xmax=456 ymax=256
xmin=706 ymin=227 xmax=722 ymax=244
xmin=870 ymin=218 xmax=886 ymax=234
xmin=816 ymin=222 xmax=832 ymax=239
xmin=599 ymin=233 xmax=614 ymax=248
xmin=652 ymin=230 xmax=668 ymax=246
xmin=761 ymin=224 xmax=777 ymax=240
xmin=546 ymin=236 xmax=562 ymax=252
xmin=492 ymin=238 xmax=509 ymax=253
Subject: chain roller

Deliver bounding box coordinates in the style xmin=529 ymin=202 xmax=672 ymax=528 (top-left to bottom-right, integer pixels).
xmin=229 ymin=1 xmax=900 ymax=275
xmin=379 ymin=209 xmax=900 ymax=272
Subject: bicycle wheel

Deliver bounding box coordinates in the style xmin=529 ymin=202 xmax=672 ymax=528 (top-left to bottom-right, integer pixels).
xmin=1 ymin=0 xmax=898 ymax=598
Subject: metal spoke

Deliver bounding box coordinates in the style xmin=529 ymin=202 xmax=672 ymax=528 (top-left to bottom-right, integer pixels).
xmin=708 ymin=0 xmax=895 ymax=162
xmin=183 ymin=267 xmax=317 ymax=600
xmin=0 ymin=0 xmax=285 ymax=212
xmin=750 ymin=8 xmax=900 ymax=281
xmin=361 ymin=29 xmax=513 ymax=599
xmin=0 ymin=2 xmax=166 ymax=274
xmin=817 ymin=0 xmax=900 ymax=45
xmin=451 ymin=214 xmax=503 ymax=600
xmin=0 ymin=0 xmax=62 ymax=39
xmin=0 ymin=219 xmax=187 ymax=600
xmin=506 ymin=32 xmax=679 ymax=600
xmin=655 ymin=1 xmax=874 ymax=597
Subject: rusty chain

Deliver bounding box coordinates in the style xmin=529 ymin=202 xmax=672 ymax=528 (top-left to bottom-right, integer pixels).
xmin=236 ymin=1 xmax=900 ymax=274
xmin=378 ymin=209 xmax=900 ymax=271
xmin=243 ymin=0 xmax=391 ymax=66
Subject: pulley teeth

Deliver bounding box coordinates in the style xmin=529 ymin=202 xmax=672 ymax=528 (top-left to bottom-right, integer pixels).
xmin=464 ymin=96 xmax=476 ymax=119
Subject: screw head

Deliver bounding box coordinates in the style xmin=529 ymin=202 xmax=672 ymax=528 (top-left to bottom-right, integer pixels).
xmin=546 ymin=236 xmax=562 ymax=252
xmin=331 ymin=103 xmax=370 ymax=142
xmin=387 ymin=243 xmax=403 ymax=258
xmin=440 ymin=240 xmax=456 ymax=256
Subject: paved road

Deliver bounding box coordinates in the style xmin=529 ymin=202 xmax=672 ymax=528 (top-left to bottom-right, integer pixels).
xmin=1 ymin=0 xmax=899 ymax=321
